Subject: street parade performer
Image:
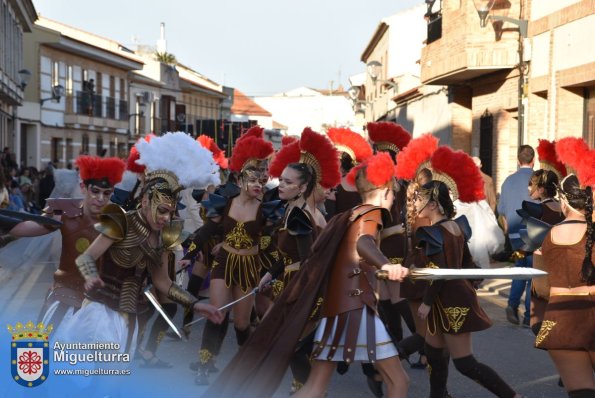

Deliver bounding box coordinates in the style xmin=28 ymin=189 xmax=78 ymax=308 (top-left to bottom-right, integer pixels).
xmin=4 ymin=155 xmax=126 ymax=335
xmin=204 ymin=152 xmax=410 ymax=398
xmin=413 ymin=146 xmax=523 ymax=398
xmin=324 ymin=127 xmax=372 ymax=218
xmin=194 ymin=129 xmax=274 ymax=385
xmin=534 ymin=137 xmax=595 ymax=398
xmin=57 ymin=132 xmax=224 ymax=356
xmin=258 ymin=127 xmax=341 ymax=393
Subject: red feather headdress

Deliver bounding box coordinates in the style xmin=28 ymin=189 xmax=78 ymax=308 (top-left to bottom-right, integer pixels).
xmin=76 ymin=155 xmax=126 ymax=188
xmin=367 ymin=122 xmax=411 ymax=156
xmin=127 ymin=134 xmax=155 ymax=173
xmin=269 ymin=128 xmax=340 ymax=189
xmin=229 ymin=136 xmax=274 ymax=173
xmin=197 ymin=135 xmax=228 ymax=169
xmin=395 ymin=134 xmax=439 ymax=180
xmin=346 ymin=152 xmax=395 ymax=189
xmin=236 ymin=125 xmax=264 ymax=145
xmin=327 ymin=127 xmax=373 ymax=164
xmin=269 ymin=140 xmax=300 ymax=178
xmin=536 ymin=139 xmax=566 ymax=180
xmin=298 ymin=128 xmax=341 ymax=189
xmin=429 ymin=146 xmax=485 ymax=202
xmin=281 ymin=135 xmax=298 ymax=146
xmin=556 ymin=137 xmax=595 ymax=188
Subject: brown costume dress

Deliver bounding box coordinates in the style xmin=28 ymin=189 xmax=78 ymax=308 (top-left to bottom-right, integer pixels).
xmin=39 ymin=199 xmax=101 ymax=329
xmin=535 ymin=230 xmax=595 ymax=351
xmin=417 ymin=218 xmax=492 ymax=335
xmin=311 ymin=205 xmax=398 ymax=363
xmin=211 ymin=200 xmax=265 ymax=292
xmin=530 ymin=200 xmax=565 ymax=327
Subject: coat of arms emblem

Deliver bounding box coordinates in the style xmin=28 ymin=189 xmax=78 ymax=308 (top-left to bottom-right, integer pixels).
xmin=8 ymin=321 xmax=53 ymax=387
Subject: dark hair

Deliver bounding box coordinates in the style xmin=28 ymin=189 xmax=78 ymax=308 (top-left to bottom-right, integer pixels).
xmin=530 ymin=169 xmax=558 ymax=198
xmin=287 ymin=162 xmax=316 ymax=199
xmin=421 ymin=180 xmax=456 ymax=219
xmin=560 ymin=175 xmax=594 ymax=284
xmin=340 ymin=152 xmax=355 ymax=174
xmin=518 ymin=145 xmax=535 ymax=165
xmin=417 ymin=168 xmax=433 ymax=186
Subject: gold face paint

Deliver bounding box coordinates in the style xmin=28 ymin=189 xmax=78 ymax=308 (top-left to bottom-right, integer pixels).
xmin=149 ymin=182 xmax=177 ymax=224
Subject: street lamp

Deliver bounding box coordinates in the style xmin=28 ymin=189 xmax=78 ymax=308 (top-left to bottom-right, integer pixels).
xmin=347 ymin=86 xmax=360 ymax=101
xmin=18 ymin=69 xmax=32 ymax=91
xmin=366 ymin=61 xmax=399 ymax=91
xmin=473 ymin=0 xmax=528 ymax=147
xmin=40 ymin=84 xmax=65 ymax=105
xmin=472 ymin=0 xmax=527 ymax=37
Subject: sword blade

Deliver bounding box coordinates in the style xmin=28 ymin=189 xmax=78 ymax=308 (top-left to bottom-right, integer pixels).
xmin=0 ymin=209 xmax=62 ymax=227
xmin=409 ymin=267 xmax=547 ymax=280
xmin=376 ymin=267 xmax=547 ymax=281
xmin=144 ymin=288 xmax=184 ymax=339
xmin=184 ymin=288 xmax=258 ymax=328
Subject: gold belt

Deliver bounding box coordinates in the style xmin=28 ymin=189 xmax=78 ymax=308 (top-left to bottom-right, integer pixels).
xmin=222 ymin=243 xmax=259 ymax=256
xmin=284 ymin=262 xmax=301 ymax=273
xmin=549 ymin=291 xmax=593 ymax=297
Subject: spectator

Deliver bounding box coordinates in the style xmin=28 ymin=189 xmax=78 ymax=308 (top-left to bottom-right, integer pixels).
xmin=38 ymin=165 xmax=55 ymax=209
xmin=497 ymin=145 xmax=536 ymax=327
xmin=0 ymin=172 xmax=9 ymax=208
xmin=1 ymin=147 xmax=17 ymax=170
xmin=7 ymin=181 xmax=26 ymax=212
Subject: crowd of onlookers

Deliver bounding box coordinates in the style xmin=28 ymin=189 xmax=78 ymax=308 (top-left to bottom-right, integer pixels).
xmin=0 ymin=147 xmax=56 ymax=214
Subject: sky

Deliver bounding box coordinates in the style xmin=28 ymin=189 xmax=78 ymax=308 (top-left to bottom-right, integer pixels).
xmin=34 ymin=0 xmax=422 ymax=97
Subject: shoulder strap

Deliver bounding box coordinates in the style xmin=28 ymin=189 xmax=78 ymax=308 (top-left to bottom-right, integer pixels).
xmin=415 ymin=225 xmax=444 ymax=256
xmin=287 ymin=206 xmax=313 ymax=236
xmin=96 ymin=203 xmax=127 ymax=241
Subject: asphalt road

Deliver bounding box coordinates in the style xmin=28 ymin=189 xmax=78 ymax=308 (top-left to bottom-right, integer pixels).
xmin=0 ymin=240 xmax=565 ymax=398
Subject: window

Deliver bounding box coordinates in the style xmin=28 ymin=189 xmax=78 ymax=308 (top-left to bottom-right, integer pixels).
xmin=52 ymin=61 xmax=59 ymax=86
xmin=66 ymin=65 xmax=73 ymax=94
xmin=96 ymin=136 xmax=104 ymax=156
xmin=51 ymin=138 xmax=63 ymax=166
xmin=82 ymin=134 xmax=90 ymax=154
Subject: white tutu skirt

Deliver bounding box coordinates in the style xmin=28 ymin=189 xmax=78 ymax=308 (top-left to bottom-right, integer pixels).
xmin=57 ymin=299 xmax=138 ymax=357
xmin=454 ymin=200 xmax=505 ymax=268
xmin=312 ymin=307 xmax=398 ymax=362
xmin=41 ymin=300 xmax=76 ymax=337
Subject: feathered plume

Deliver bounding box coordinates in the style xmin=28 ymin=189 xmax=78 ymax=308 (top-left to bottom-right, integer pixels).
xmin=557 ymin=137 xmax=595 ymax=187
xmin=269 ymin=140 xmax=300 ymax=178
xmin=537 ymin=139 xmax=566 ymax=179
xmin=430 ymin=146 xmax=485 ymax=203
xmin=76 ymin=156 xmax=126 ymax=187
xmin=197 ymin=135 xmax=228 ymax=169
xmin=127 ymin=134 xmax=155 ymax=173
xmin=299 ymin=128 xmax=341 ymax=189
xmin=236 ymin=125 xmax=264 ymax=144
xmin=367 ymin=122 xmax=411 ymax=155
xmin=556 ymin=137 xmax=590 ymax=172
xmin=395 ymin=134 xmax=439 ymax=180
xmin=346 ymin=152 xmax=395 ymax=188
xmin=136 ymin=132 xmax=220 ymax=189
xmin=229 ymin=136 xmax=274 ymax=173
xmin=327 ymin=127 xmax=373 ymax=164
xmin=281 ymin=135 xmax=299 ymax=146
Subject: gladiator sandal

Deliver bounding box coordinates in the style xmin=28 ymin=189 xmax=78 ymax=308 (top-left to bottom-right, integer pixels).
xmin=194 ymin=349 xmax=213 ymax=386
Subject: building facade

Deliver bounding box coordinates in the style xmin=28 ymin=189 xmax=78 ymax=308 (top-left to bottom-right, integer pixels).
xmin=420 ymin=0 xmax=595 ymax=189
xmin=0 ymin=0 xmax=36 ymax=157
xmin=19 ymin=17 xmax=143 ymax=169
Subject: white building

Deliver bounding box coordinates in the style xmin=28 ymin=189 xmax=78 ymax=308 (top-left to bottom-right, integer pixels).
xmin=254 ymin=86 xmax=356 ymax=136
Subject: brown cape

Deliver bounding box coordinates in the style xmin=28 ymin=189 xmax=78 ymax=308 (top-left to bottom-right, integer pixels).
xmin=202 ymin=210 xmax=353 ymax=398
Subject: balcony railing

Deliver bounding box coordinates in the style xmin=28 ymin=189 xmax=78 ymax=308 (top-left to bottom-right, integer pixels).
xmin=66 ymin=93 xmax=129 ymax=120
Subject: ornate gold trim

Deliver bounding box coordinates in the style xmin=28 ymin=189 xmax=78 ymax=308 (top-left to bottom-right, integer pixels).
xmin=376 ymin=141 xmax=400 ymax=154
xmin=299 ymin=151 xmax=322 ymax=183
xmin=335 ymin=144 xmax=357 ymax=164
xmin=535 ymin=320 xmax=557 ymax=346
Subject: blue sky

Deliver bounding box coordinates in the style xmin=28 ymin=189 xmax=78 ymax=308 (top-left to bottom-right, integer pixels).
xmin=34 ymin=0 xmax=423 ymax=96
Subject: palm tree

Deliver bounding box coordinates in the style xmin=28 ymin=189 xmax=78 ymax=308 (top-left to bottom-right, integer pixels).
xmin=154 ymin=51 xmax=177 ymax=65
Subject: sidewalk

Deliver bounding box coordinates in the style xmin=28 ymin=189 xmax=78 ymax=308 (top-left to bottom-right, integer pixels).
xmin=476 ymin=261 xmax=517 ymax=300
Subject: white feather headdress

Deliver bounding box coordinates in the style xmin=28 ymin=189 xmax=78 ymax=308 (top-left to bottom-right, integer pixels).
xmin=136 ymin=132 xmax=220 ymax=189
